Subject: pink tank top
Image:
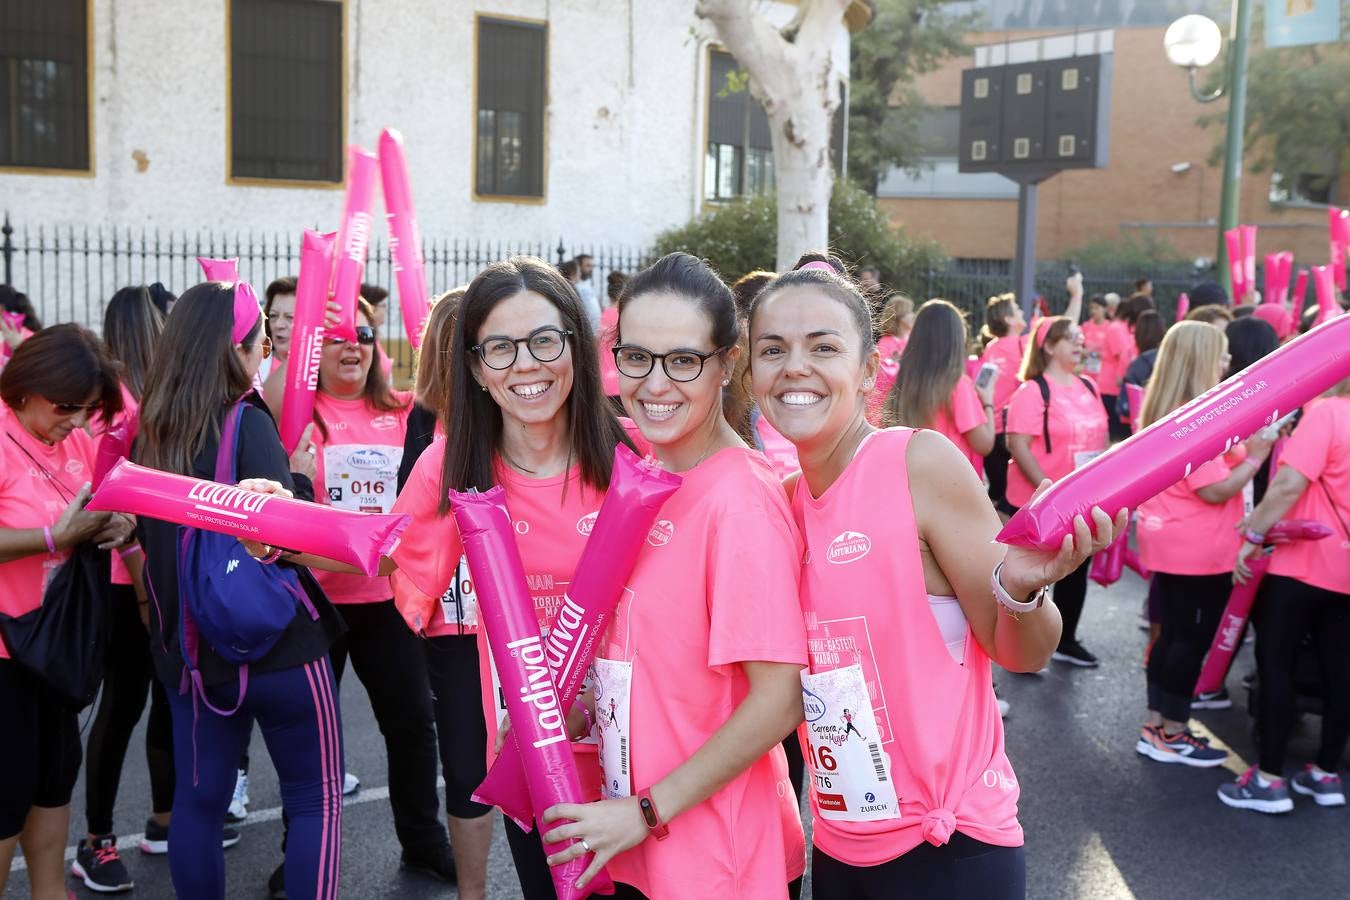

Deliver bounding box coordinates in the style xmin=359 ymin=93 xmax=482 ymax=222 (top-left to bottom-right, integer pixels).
xmin=792 ymin=428 xmax=1023 ymax=866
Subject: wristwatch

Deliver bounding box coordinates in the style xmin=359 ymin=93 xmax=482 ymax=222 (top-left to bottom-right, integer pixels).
xmin=637 ymin=787 xmax=670 ymax=841
xmin=992 ymin=561 xmax=1047 ymax=613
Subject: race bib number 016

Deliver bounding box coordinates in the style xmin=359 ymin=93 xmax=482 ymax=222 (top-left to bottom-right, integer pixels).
xmin=801 ymin=664 xmax=899 ymax=822
xmin=324 ymin=444 xmax=402 ymax=514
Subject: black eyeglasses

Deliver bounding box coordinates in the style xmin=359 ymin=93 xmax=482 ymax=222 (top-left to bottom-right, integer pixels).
xmin=472 ymin=326 xmax=572 ymax=370
xmin=327 ymin=326 xmax=377 ymax=346
xmin=613 ymin=344 xmax=727 ymax=383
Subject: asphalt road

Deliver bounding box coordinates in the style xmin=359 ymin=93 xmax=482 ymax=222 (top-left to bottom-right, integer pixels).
xmin=6 ymin=568 xmax=1348 ymax=898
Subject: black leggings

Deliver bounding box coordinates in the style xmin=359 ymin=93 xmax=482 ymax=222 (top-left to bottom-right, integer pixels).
xmin=811 ymin=834 xmax=1025 ymax=900
xmin=329 ymin=599 xmax=447 ymax=856
xmin=0 ymin=659 xmax=82 ymax=839
xmin=609 ymin=877 xmax=803 ymax=899
xmin=1053 ymin=557 xmax=1092 ymax=647
xmin=1145 ymin=572 xmax=1233 ymax=723
xmin=984 ymin=434 xmax=1016 ymax=516
xmin=1256 ymin=575 xmax=1350 ymax=774
xmin=504 ymin=813 xmax=555 ymax=900
xmin=84 ymin=584 xmax=175 ymax=834
xmin=423 ymin=633 xmax=492 ymax=819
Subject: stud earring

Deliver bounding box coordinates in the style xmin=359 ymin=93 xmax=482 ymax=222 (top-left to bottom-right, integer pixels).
xmin=721 ymin=378 xmax=730 ymax=387
xmin=863 ymin=379 xmax=875 ymax=390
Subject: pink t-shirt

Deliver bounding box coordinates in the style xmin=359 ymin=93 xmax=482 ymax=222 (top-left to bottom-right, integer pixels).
xmin=601 ymin=448 xmax=807 ymax=898
xmin=928 ymin=374 xmax=987 ymax=474
xmin=1268 ymin=397 xmax=1350 ymax=594
xmin=1137 ymin=448 xmax=1246 ymax=576
xmin=1004 ymin=375 xmax=1108 ymax=508
xmin=311 ymin=390 xmax=412 ymax=604
xmin=756 ymin=414 xmax=800 ymax=479
xmin=1080 ymin=319 xmax=1130 ymax=395
xmin=979 ymin=335 xmax=1027 ymax=433
xmin=877 ymin=335 xmax=906 ymax=367
xmin=598 ymin=306 xmax=620 ymax=398
xmin=794 ymin=428 xmax=1021 ymax=866
xmin=0 ymin=408 xmax=97 ymax=658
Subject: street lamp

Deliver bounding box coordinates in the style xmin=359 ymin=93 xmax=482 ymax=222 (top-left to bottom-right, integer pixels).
xmin=1165 ymin=2 xmax=1252 ymax=298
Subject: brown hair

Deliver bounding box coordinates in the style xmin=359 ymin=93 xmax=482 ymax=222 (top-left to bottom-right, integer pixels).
xmin=414 ymin=289 xmax=465 ymax=415
xmin=136 ymin=283 xmax=262 ymax=475
xmin=439 ymin=257 xmax=632 ymax=515
xmin=730 ymin=270 xmax=776 ymax=321
xmin=886 ymin=299 xmax=966 ymax=430
xmin=878 ymin=293 xmax=915 ymax=339
xmin=264 ymin=276 xmax=298 ymax=312
xmin=0 ymin=324 xmax=122 ymax=426
xmin=749 ymin=251 xmax=876 ymax=354
xmin=1020 ymin=316 xmax=1074 ymax=380
xmin=979 ymin=293 xmax=1018 ymax=348
xmin=103 ymin=285 xmax=166 ymax=402
xmin=1185 ymin=305 xmax=1234 ymax=326
xmin=313 ymin=297 xmax=408 ymax=441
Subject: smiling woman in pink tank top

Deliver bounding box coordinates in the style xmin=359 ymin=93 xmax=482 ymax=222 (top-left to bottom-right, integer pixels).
xmin=745 ymin=253 xmax=1124 ymax=900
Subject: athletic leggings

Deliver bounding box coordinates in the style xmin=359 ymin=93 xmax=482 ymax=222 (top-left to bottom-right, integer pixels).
xmin=84 ymin=584 xmax=174 ymax=835
xmin=329 ymin=598 xmax=447 ymax=856
xmin=1146 ymin=572 xmax=1233 ymax=722
xmin=0 ymin=659 xmax=82 ymax=840
xmin=423 ymin=633 xmax=492 ymax=819
xmin=1053 ymin=557 xmax=1092 ymax=647
xmin=609 ymin=877 xmax=803 ymax=899
xmin=163 ymin=657 xmax=343 ymax=900
xmin=984 ymin=434 xmax=1015 ymax=516
xmin=1256 ymin=575 xmax=1350 ymax=774
xmin=811 ymin=834 xmax=1025 ymax=900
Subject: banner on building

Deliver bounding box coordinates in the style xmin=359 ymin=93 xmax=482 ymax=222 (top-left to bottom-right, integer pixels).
xmin=1265 ymin=0 xmax=1340 ymax=48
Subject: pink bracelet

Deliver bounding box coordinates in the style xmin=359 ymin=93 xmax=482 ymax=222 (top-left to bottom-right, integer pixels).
xmin=118 ymin=542 xmax=142 ymax=559
xmin=42 ymin=526 xmax=56 ymax=553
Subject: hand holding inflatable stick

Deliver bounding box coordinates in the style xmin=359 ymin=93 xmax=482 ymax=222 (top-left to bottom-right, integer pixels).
xmin=278 ymin=230 xmax=337 ymax=453
xmin=450 ymin=487 xmax=615 ymax=900
xmin=473 ymin=446 xmax=681 ymax=827
xmin=88 ymin=459 xmax=407 ymax=575
xmin=378 ymin=128 xmax=431 ymax=348
xmin=998 ymin=315 xmax=1350 ymax=551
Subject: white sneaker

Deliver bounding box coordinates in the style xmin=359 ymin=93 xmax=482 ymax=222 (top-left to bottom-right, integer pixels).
xmin=343 ymin=772 xmax=360 ymax=796
xmin=997 ymin=698 xmax=1011 ymax=718
xmin=227 ymin=770 xmax=249 ymax=822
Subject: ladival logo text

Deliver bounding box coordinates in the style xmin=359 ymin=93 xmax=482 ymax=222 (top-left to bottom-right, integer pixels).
xmin=826 ymin=531 xmax=871 ymax=564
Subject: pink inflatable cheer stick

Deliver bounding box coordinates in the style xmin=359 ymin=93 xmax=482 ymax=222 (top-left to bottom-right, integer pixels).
xmin=1125 ymin=382 xmax=1145 ymax=432
xmin=92 ymin=418 xmax=137 ymax=489
xmin=1338 ymin=211 xmax=1350 ymax=292
xmin=1275 ymin=252 xmax=1294 ymax=306
xmin=1313 ymin=264 xmax=1340 ymax=327
xmin=1122 ymin=544 xmax=1149 ymax=579
xmin=197 ymin=257 xmax=239 ymax=282
xmin=279 ymin=230 xmax=337 ymax=453
xmin=88 ymin=459 xmax=407 ymax=576
xmin=1174 ymin=292 xmax=1189 ymax=323
xmin=378 ymin=128 xmax=431 ymax=348
xmin=997 ymin=314 xmax=1350 ymax=550
xmin=1331 ymin=209 xmax=1347 ymax=292
xmin=1089 ymin=530 xmax=1126 ymax=587
xmin=1290 ymin=269 xmax=1310 ymax=324
xmin=1193 ymin=520 xmax=1331 ymax=695
xmin=1224 ymin=229 xmax=1245 ymax=301
xmin=1241 ymin=225 xmax=1258 ymax=302
xmin=329 ymin=146 xmax=379 ymax=344
xmin=450 ymin=487 xmax=615 ymax=900
xmin=475 ymin=445 xmax=682 ymax=826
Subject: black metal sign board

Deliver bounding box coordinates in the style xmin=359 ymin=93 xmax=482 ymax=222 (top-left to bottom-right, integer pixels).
xmin=958 ymin=53 xmax=1113 ymax=175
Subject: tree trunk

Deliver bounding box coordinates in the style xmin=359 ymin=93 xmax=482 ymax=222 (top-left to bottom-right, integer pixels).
xmin=696 ymin=0 xmax=852 ymax=271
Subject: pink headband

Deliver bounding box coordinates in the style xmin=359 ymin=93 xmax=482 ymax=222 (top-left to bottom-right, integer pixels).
xmin=197 ymin=256 xmax=261 ymax=345
xmin=1033 ymin=316 xmax=1056 ymax=349
xmin=799 ymin=261 xmax=836 ymax=274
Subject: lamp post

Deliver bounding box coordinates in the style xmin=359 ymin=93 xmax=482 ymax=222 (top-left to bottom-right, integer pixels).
xmin=1165 ymin=1 xmax=1252 ymax=298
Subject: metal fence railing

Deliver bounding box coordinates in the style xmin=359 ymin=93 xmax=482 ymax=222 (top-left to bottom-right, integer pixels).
xmin=0 ymin=213 xmax=651 ymax=374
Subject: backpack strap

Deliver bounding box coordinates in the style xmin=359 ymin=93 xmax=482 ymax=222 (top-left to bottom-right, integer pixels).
xmin=1033 ymin=375 xmax=1053 ymax=454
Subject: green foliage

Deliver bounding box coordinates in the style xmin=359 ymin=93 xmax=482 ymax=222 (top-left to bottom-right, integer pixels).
xmin=1061 ymin=231 xmax=1187 ymax=274
xmin=652 ymin=179 xmax=946 ymax=285
xmin=848 ymin=0 xmax=971 ymax=193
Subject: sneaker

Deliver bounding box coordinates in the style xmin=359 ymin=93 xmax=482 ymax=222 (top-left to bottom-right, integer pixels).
xmin=1135 ymin=725 xmax=1229 ymax=768
xmin=227 ymin=769 xmax=250 ymax=822
xmin=139 ymin=818 xmax=241 ymax=855
xmin=1192 ymin=688 xmax=1233 ymax=710
xmin=401 ymin=844 xmax=458 ymax=884
xmin=343 ymin=772 xmax=360 ymax=796
xmin=1218 ymin=766 xmax=1294 ymax=814
xmin=1292 ymin=765 xmax=1347 ymax=807
xmin=268 ymin=863 xmax=287 ymax=900
xmin=1052 ymin=641 xmax=1100 ymax=668
xmin=72 ymin=836 xmax=133 ymax=893
xmin=997 ymin=697 xmax=1011 ymax=718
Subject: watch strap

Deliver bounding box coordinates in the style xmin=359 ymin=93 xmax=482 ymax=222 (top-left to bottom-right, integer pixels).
xmin=637 ymin=787 xmax=670 ymax=841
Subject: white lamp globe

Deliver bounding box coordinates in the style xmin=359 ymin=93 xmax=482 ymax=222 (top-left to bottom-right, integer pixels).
xmin=1164 ymin=15 xmax=1223 ymax=69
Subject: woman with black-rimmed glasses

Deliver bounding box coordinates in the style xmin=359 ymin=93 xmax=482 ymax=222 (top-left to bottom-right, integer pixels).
xmin=385 ymin=256 xmax=642 ymax=899
xmin=0 ymin=325 xmax=133 ymax=899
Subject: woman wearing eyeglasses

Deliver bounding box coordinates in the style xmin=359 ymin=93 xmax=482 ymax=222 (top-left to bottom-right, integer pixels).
xmin=0 ymin=325 xmax=132 ymax=900
xmin=305 ymin=297 xmax=457 ymax=882
xmin=387 ymin=256 xmax=640 ymax=899
xmin=539 ymin=253 xmax=807 ymax=900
